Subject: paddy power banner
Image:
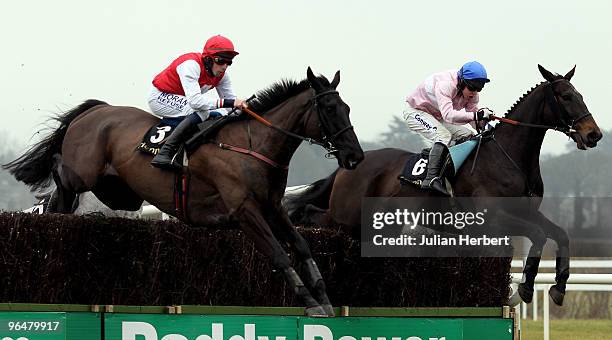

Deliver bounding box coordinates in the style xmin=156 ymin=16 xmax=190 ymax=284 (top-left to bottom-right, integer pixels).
xmin=108 ymin=314 xmax=513 ymax=340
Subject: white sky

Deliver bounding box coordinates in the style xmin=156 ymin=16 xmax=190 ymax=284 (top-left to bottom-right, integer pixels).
xmin=2 ymin=0 xmax=611 ymax=155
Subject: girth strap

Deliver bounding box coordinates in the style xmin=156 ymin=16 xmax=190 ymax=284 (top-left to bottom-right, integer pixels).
xmin=174 ymin=171 xmax=190 ymax=222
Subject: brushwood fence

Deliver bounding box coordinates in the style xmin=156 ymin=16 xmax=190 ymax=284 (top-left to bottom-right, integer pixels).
xmin=0 ymin=212 xmax=511 ymax=307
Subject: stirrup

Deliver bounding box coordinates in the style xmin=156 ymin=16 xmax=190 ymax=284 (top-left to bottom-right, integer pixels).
xmin=398 ymin=175 xmax=415 ymax=185
xmin=424 ymin=177 xmax=449 ymax=196
xmin=151 ymin=153 xmax=182 ymax=171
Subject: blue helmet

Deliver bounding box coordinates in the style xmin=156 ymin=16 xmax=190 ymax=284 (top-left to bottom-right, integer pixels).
xmin=458 ymin=61 xmax=490 ymax=83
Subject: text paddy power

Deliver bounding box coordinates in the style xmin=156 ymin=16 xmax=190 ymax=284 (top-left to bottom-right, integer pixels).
xmin=121 ymin=322 xmax=448 ymax=340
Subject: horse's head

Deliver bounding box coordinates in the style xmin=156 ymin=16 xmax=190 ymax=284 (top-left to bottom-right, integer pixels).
xmin=306 ymin=67 xmax=364 ymax=169
xmin=538 ymin=65 xmax=603 ymax=149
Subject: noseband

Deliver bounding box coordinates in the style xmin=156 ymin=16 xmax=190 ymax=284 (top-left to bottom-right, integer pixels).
xmin=473 ymin=78 xmax=593 ymax=196
xmin=542 ymin=79 xmax=592 ymax=135
xmin=312 ymin=89 xmax=354 ymax=156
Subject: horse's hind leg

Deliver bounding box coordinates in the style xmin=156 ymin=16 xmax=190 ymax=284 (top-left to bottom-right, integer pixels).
xmin=92 ymin=175 xmax=143 ymax=211
xmin=273 ymin=209 xmax=334 ymax=316
xmin=300 ymin=204 xmax=333 ymax=226
xmin=53 ymin=152 xmax=101 ymax=213
xmin=51 ymin=167 xmax=77 ymax=213
xmin=495 ymin=210 xmax=547 ymax=304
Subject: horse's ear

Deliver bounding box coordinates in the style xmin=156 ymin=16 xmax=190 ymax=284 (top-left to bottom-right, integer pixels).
xmin=330 ymin=70 xmax=340 ymax=89
xmin=564 ymin=65 xmax=576 ymax=81
xmin=307 ymin=67 xmax=322 ymax=91
xmin=538 ymin=64 xmax=556 ymax=82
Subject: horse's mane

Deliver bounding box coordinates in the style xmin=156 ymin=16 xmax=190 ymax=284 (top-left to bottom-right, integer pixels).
xmin=502 ymin=82 xmax=546 ymax=118
xmin=249 ymin=76 xmax=330 ymax=114
xmin=503 ymin=74 xmax=564 ymax=117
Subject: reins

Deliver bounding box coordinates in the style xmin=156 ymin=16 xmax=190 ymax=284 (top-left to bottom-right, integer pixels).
xmin=217 ymin=89 xmax=353 ymax=167
xmin=469 ymin=78 xmax=589 ymax=196
xmin=488 ymin=79 xmax=591 ymax=136
xmin=240 ymin=90 xmax=353 ymax=153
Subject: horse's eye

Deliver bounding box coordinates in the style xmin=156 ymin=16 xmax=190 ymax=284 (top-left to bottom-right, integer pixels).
xmin=561 ymin=94 xmax=572 ymax=101
xmin=326 ymin=106 xmax=335 ymax=114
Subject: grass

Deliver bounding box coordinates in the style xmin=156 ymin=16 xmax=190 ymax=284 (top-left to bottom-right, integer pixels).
xmin=520 ymin=319 xmax=612 ymax=340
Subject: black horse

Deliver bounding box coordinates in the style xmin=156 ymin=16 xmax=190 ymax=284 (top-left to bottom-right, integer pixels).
xmin=285 ymin=65 xmax=603 ymax=306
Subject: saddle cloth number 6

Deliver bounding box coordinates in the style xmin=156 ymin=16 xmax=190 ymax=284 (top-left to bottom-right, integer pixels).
xmin=412 ymin=158 xmax=428 ymax=176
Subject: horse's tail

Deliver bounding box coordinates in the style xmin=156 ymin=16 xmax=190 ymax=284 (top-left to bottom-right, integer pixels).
xmin=284 ymin=169 xmax=339 ymax=223
xmin=2 ymin=99 xmax=108 ymax=191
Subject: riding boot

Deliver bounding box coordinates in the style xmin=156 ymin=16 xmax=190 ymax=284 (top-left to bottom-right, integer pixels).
xmin=420 ymin=142 xmax=449 ymax=196
xmin=151 ymin=114 xmax=200 ymax=171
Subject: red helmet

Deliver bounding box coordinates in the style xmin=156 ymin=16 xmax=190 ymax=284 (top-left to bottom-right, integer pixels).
xmin=203 ymin=35 xmax=239 ymax=57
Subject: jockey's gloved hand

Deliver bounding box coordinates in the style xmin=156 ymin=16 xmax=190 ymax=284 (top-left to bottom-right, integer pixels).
xmin=476 ymin=108 xmax=494 ymax=121
xmin=234 ymin=98 xmax=249 ymax=110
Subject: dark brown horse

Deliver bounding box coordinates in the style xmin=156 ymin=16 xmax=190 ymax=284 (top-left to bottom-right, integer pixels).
xmin=3 ymin=67 xmax=364 ymax=316
xmin=285 ymin=65 xmax=602 ymax=307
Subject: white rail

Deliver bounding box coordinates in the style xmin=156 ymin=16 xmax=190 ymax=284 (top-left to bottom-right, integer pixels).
xmin=511 ymin=259 xmax=612 ymax=269
xmin=511 ymin=259 xmax=612 ymax=340
xmin=511 ymin=273 xmax=612 ymax=284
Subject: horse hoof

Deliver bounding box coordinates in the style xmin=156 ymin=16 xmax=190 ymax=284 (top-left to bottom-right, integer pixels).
xmin=305 ymin=305 xmax=327 ymax=317
xmin=322 ymin=304 xmax=335 ymax=317
xmin=508 ymin=289 xmax=522 ymax=307
xmin=549 ymin=285 xmax=565 ymax=306
xmin=518 ymin=283 xmax=533 ymax=303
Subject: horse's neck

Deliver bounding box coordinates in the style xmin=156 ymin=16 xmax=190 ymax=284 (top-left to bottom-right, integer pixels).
xmin=492 ymin=86 xmax=547 ymax=174
xmin=248 ymin=90 xmax=312 ymax=165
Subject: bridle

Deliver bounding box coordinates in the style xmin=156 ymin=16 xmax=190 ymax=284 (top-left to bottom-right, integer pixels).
xmin=541 ymin=79 xmax=592 ymax=135
xmin=241 ymin=89 xmax=354 ymax=157
xmin=311 ymin=89 xmax=355 ymax=156
xmin=471 ymin=78 xmax=592 ymax=196
xmin=214 ymin=88 xmax=355 ymax=169
xmin=489 ymin=79 xmax=592 ymax=136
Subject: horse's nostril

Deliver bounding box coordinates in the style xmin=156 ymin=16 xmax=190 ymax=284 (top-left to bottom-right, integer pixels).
xmin=588 ymin=131 xmax=603 ymax=143
xmin=348 ymin=154 xmax=363 ymax=168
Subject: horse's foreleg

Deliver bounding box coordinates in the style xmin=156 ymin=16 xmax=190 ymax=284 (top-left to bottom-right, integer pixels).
xmin=235 ymin=199 xmax=325 ymax=316
xmin=533 ymin=211 xmax=569 ymax=306
xmin=495 ymin=210 xmax=547 ymax=304
xmin=273 ymin=209 xmax=334 ymax=316
xmin=519 ymin=249 xmax=544 ymax=304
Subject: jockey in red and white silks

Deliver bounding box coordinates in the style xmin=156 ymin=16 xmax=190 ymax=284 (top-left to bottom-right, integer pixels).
xmin=149 ymin=52 xmax=236 ymax=121
xmin=148 ymin=35 xmax=247 ymax=121
xmin=149 ymin=35 xmax=248 ymax=170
